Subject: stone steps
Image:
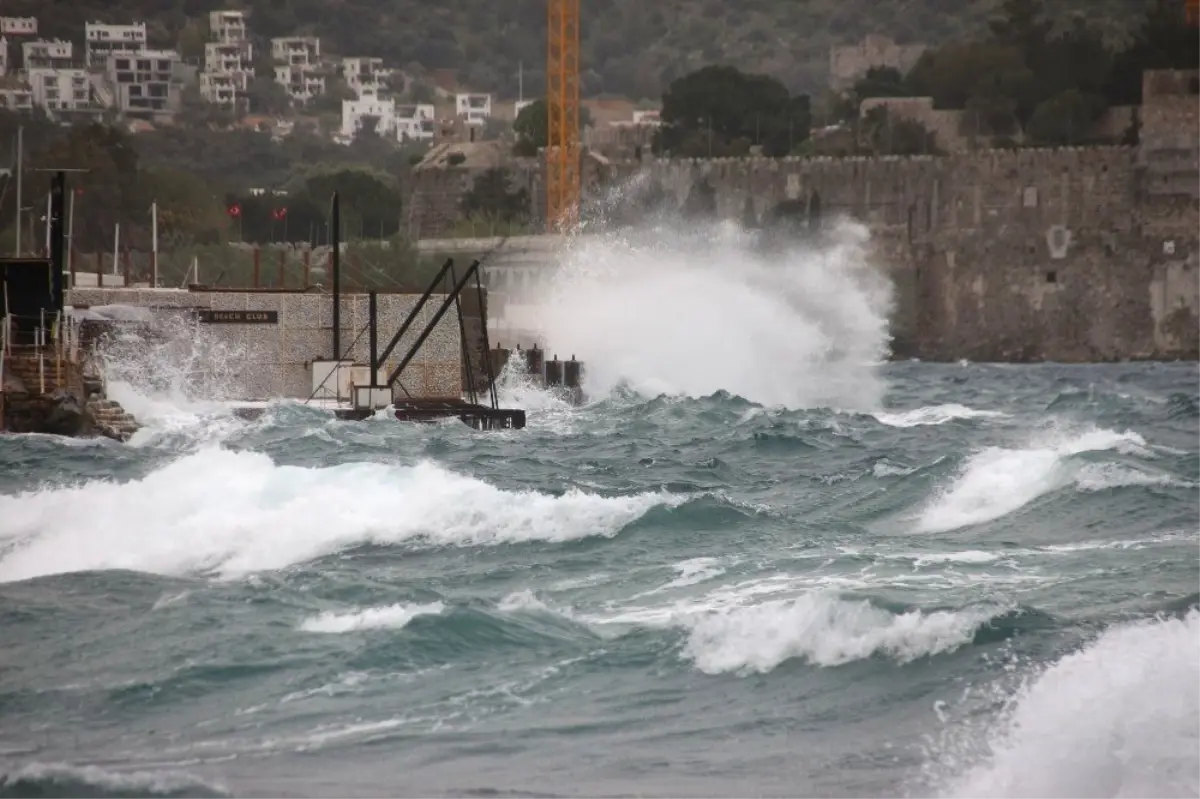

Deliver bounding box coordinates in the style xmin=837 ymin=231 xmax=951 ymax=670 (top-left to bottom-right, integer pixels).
xmin=85 ymin=396 xmax=139 ymax=441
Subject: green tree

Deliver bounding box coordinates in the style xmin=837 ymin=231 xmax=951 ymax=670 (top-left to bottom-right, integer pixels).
xmin=1106 ymin=0 xmax=1200 ymax=104
xmin=142 ymin=167 xmax=228 ymax=247
xmin=248 ymin=76 xmax=292 ymax=115
xmin=513 ymin=99 xmax=594 ymax=155
xmin=853 ymin=67 xmax=909 ymax=101
xmin=176 ymin=16 xmax=209 ymax=62
xmin=1025 ymin=89 xmax=1108 ymax=145
xmin=37 ymin=124 xmax=145 ymax=252
xmin=460 ymin=168 xmax=530 ymax=225
xmin=656 ymin=65 xmax=810 ymax=157
xmin=859 ymin=107 xmax=939 ymax=155
xmin=298 ymin=168 xmax=404 ymax=241
xmin=310 ymin=77 xmax=356 ymax=115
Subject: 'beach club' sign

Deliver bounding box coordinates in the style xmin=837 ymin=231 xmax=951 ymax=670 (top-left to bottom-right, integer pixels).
xmin=198 ymin=310 xmax=278 ymax=324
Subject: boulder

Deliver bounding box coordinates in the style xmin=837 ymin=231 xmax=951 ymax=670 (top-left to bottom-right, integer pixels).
xmin=42 ymin=389 xmax=93 ymax=437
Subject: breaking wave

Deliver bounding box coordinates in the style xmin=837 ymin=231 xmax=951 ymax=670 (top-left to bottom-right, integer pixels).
xmin=0 ymin=448 xmax=681 ymax=582
xmin=918 ymin=426 xmax=1153 ymax=532
xmin=931 ymin=609 xmax=1200 ymax=798
xmin=520 ymin=221 xmax=893 ymax=410
xmin=678 ymin=594 xmax=1011 ymax=674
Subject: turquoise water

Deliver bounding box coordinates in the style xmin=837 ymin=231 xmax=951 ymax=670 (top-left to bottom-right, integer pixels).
xmin=0 ymin=360 xmax=1196 ymax=798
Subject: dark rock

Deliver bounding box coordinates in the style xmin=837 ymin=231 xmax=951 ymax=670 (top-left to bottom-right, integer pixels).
xmin=43 ymin=389 xmax=93 ymax=437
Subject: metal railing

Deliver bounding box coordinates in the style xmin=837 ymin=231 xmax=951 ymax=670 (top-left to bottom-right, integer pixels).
xmin=1 ymin=311 xmax=82 ymax=396
xmin=1 ymin=315 xmax=7 ymax=421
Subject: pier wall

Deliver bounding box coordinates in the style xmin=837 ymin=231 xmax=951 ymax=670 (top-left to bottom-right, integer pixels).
xmin=66 ymin=288 xmax=463 ymax=400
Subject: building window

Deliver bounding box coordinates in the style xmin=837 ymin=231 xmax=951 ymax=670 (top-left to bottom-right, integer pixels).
xmin=1045 ymin=270 xmax=1057 ymax=284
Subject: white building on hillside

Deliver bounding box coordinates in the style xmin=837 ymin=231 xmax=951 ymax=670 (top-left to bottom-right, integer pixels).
xmin=199 ymin=71 xmax=247 ymax=108
xmin=85 ymin=22 xmax=147 ymax=68
xmin=22 ymin=39 xmax=73 ymax=69
xmin=269 ymin=37 xmax=323 ymax=106
xmin=208 ymin=10 xmax=248 ymax=44
xmin=343 ymin=56 xmax=387 ymax=97
xmin=455 ymin=92 xmax=491 ymax=125
xmin=0 ymin=86 xmax=32 ymax=111
xmin=0 ymin=17 xmax=37 ymax=36
xmin=342 ymin=97 xmax=395 ymax=138
xmin=107 ymin=49 xmax=181 ymax=119
xmin=201 ymin=39 xmax=252 ymax=108
xmin=199 ymin=8 xmax=252 ymax=109
xmin=204 ymin=40 xmax=252 ymax=75
xmin=27 ymin=67 xmax=90 ymax=112
xmin=271 ymin=36 xmax=319 ymax=66
xmin=396 ymin=103 xmax=435 ymax=141
xmin=274 ymin=64 xmax=324 ymax=106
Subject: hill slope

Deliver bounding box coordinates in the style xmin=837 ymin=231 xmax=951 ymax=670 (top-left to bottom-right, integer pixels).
xmin=13 ymin=0 xmax=1152 ymax=99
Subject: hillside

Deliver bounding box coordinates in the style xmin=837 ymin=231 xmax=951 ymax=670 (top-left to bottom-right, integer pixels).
xmin=13 ymin=0 xmax=1154 ymax=100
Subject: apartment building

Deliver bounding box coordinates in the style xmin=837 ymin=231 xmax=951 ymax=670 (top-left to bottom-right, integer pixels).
xmin=22 ymin=39 xmax=73 ymax=69
xmin=201 ymin=39 xmax=252 ymax=109
xmin=341 ymin=97 xmax=395 ymax=138
xmin=208 ymin=10 xmax=248 ymax=44
xmin=0 ymin=87 xmax=32 ymax=111
xmin=107 ymin=48 xmax=181 ymax=119
xmin=0 ymin=17 xmax=37 ymax=36
xmin=269 ymin=36 xmax=323 ymax=106
xmin=27 ymin=66 xmax=90 ymax=112
xmin=343 ymin=56 xmax=386 ymax=98
xmin=85 ymin=21 xmax=147 ymax=68
xmin=271 ymin=36 xmax=319 ymax=66
xmin=396 ymin=103 xmax=435 ymax=141
xmin=200 ymin=10 xmax=253 ymax=109
xmin=274 ymin=64 xmax=324 ymax=106
xmin=455 ymin=92 xmax=491 ymax=125
xmin=199 ymin=70 xmax=247 ymax=109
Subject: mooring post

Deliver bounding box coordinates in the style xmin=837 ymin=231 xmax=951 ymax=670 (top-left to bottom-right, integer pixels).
xmin=48 ymin=171 xmax=65 ymax=311
xmin=331 ymin=191 xmax=341 ymax=359
xmin=368 ymin=289 xmax=378 ymax=388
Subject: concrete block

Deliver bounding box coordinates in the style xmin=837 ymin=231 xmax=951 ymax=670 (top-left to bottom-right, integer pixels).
xmin=209 ymin=292 xmax=249 ymax=311
xmin=241 ymin=363 xmax=283 ymax=399
xmin=283 ymin=294 xmax=321 ymax=329
xmin=243 ymin=326 xmax=281 ymax=362
xmin=283 ymin=328 xmax=328 ymax=363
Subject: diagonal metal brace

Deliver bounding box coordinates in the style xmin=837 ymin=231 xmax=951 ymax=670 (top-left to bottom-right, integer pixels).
xmin=386 ymin=260 xmax=481 ymax=389
xmin=376 ymin=258 xmax=453 ymax=367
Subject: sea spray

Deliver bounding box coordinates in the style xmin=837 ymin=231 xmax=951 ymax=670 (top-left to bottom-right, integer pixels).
xmin=519 ymin=219 xmax=894 ymax=410
xmin=92 ymin=308 xmax=248 ymax=422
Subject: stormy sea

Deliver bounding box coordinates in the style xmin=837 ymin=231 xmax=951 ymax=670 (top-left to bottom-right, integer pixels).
xmin=0 ymin=223 xmax=1197 ymax=798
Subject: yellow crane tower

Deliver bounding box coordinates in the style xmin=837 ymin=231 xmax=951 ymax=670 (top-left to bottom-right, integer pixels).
xmin=546 ymin=0 xmax=581 ymax=231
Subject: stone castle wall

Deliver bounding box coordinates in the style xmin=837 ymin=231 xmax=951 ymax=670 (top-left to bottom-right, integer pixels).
xmin=594 ymin=145 xmax=1196 ymax=361
xmin=406 ymin=70 xmax=1197 ymax=362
